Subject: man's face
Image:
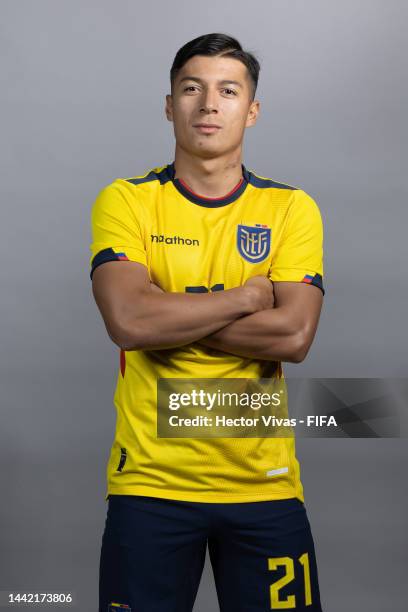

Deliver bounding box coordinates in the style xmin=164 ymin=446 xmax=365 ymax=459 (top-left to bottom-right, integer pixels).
xmin=165 ymin=55 xmax=260 ymax=159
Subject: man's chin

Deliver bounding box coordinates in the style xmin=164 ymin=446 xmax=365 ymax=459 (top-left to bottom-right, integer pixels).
xmin=177 ymin=138 xmax=232 ymax=160
xmin=188 ymin=143 xmax=226 ymax=159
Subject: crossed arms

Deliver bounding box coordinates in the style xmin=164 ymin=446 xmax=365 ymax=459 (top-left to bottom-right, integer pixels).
xmin=91 ymin=261 xmax=323 ymax=363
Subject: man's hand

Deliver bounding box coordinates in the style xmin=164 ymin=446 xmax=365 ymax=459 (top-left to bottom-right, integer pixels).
xmin=150 ymin=276 xmax=274 ymax=312
xmin=243 ymin=275 xmax=275 ymax=310
xmin=196 ymin=281 xmax=323 ymax=362
xmin=150 ymin=281 xmax=165 ymax=294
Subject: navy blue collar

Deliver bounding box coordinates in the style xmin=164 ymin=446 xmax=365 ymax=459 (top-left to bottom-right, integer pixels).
xmin=165 ymin=161 xmax=250 ymax=207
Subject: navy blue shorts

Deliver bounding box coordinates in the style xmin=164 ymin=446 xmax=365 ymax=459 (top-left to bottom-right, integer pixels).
xmin=99 ymin=495 xmax=323 ymax=611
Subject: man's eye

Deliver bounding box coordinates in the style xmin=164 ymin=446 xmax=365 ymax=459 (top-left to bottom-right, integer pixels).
xmin=183 ymin=86 xmax=236 ymax=95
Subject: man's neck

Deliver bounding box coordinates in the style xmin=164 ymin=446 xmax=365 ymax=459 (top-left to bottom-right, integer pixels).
xmin=173 ymin=149 xmax=244 ymax=199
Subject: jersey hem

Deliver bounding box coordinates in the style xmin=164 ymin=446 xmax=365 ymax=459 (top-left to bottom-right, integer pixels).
xmin=105 ymin=485 xmax=304 ymax=504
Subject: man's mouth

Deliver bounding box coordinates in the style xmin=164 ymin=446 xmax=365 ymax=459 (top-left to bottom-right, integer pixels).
xmin=193 ymin=123 xmax=221 ymax=134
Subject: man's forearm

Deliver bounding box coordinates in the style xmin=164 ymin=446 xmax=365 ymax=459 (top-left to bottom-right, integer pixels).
xmin=119 ymin=286 xmax=262 ymax=351
xmin=197 ymin=308 xmax=305 ymax=362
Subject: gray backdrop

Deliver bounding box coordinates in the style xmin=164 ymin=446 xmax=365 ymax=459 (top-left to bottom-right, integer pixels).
xmin=1 ymin=0 xmax=407 ymax=610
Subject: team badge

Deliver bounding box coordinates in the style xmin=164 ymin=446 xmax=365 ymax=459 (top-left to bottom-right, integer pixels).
xmin=237 ymin=224 xmax=271 ymax=263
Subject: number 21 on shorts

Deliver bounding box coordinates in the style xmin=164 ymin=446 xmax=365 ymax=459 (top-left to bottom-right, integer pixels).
xmin=268 ymin=552 xmax=312 ymax=609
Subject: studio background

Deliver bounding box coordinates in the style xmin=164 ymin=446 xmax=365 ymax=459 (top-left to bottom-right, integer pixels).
xmin=1 ymin=0 xmax=406 ymax=610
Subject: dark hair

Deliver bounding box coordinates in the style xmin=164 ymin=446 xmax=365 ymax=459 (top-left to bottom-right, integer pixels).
xmin=170 ymin=33 xmax=260 ymax=101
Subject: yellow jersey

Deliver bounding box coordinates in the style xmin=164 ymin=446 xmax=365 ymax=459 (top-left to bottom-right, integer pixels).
xmin=89 ymin=161 xmax=324 ymax=503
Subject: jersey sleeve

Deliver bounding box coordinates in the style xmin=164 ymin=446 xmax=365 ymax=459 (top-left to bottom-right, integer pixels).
xmin=89 ymin=181 xmax=148 ymax=280
xmin=268 ymin=189 xmax=325 ymax=295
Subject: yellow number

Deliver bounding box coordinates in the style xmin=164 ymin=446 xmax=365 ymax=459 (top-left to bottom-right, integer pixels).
xmin=268 ymin=557 xmax=295 ymax=609
xmin=299 ymin=552 xmax=312 ymax=606
xmin=268 ymin=552 xmax=313 ymax=608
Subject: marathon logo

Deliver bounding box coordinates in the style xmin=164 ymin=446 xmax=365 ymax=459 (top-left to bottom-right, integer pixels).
xmin=151 ymin=234 xmax=200 ymax=246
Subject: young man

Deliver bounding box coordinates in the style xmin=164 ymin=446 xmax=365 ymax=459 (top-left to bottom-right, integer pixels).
xmin=90 ymin=33 xmax=325 ymax=612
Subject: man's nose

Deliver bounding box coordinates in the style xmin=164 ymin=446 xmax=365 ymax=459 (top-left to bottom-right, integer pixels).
xmin=199 ymin=89 xmax=218 ymax=113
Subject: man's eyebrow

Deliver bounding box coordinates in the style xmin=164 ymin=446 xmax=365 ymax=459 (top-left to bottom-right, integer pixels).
xmin=179 ymin=76 xmax=243 ymax=88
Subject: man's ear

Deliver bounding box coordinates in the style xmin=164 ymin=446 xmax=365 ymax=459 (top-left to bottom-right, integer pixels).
xmin=165 ymin=94 xmax=173 ymax=122
xmin=245 ymin=99 xmax=260 ymax=128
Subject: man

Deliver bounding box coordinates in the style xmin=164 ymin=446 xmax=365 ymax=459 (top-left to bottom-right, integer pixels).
xmin=90 ymin=33 xmax=324 ymax=612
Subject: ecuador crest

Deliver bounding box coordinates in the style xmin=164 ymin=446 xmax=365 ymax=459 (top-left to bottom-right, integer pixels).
xmin=237 ymin=223 xmax=271 ymax=263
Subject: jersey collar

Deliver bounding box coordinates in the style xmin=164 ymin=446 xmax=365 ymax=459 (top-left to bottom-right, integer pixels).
xmin=165 ymin=161 xmax=250 ymax=207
